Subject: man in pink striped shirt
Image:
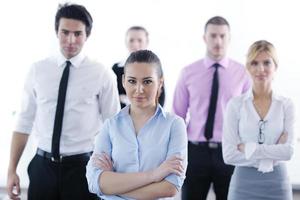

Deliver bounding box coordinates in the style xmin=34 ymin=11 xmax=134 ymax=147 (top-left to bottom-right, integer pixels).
xmin=173 ymin=16 xmax=251 ymax=200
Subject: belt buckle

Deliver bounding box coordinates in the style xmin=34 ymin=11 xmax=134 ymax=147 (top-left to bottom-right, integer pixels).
xmin=51 ymin=155 xmax=63 ymax=163
xmin=190 ymin=141 xmax=200 ymax=145
xmin=208 ymin=142 xmax=218 ymax=149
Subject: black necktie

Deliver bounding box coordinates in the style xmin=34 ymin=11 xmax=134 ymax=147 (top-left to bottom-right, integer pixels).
xmin=204 ymin=63 xmax=220 ymax=141
xmin=51 ymin=61 xmax=71 ymax=160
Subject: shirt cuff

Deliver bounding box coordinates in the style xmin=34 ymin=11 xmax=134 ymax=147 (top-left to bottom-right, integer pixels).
xmin=14 ymin=123 xmax=32 ymax=134
xmin=164 ymin=173 xmax=185 ymax=191
xmin=258 ymin=159 xmax=274 ymax=173
xmin=244 ymin=142 xmax=257 ymax=160
xmin=86 ymin=166 xmax=103 ymax=197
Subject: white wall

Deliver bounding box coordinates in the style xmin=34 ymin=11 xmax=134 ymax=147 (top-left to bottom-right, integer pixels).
xmin=0 ymin=0 xmax=299 ymax=187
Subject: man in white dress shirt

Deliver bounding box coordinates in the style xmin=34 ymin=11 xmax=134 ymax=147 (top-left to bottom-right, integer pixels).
xmin=6 ymin=3 xmax=120 ymax=200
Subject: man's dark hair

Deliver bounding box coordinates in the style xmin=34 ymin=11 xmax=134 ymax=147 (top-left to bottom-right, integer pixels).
xmin=55 ymin=3 xmax=93 ymax=37
xmin=126 ymin=26 xmax=149 ymax=38
xmin=204 ymin=16 xmax=230 ymax=32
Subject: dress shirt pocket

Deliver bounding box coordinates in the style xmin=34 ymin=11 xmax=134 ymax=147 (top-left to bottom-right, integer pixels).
xmin=67 ymin=86 xmax=97 ymax=104
xmin=35 ymin=83 xmax=58 ymax=105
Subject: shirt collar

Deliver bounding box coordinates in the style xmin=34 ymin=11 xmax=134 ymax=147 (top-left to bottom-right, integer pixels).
xmin=243 ymin=89 xmax=281 ymax=101
xmin=56 ymin=51 xmax=85 ymax=68
xmin=156 ymin=104 xmax=167 ymax=118
xmin=119 ymin=104 xmax=167 ymax=118
xmin=204 ymin=56 xmax=229 ymax=69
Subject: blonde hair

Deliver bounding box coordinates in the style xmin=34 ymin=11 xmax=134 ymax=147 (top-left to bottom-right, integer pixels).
xmin=246 ymin=40 xmax=278 ymax=68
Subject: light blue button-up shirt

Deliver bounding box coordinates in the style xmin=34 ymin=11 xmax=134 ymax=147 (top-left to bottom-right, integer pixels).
xmin=86 ymin=105 xmax=188 ymax=199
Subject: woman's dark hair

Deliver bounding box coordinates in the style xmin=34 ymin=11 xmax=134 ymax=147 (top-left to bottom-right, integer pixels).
xmin=124 ymin=50 xmax=163 ymax=77
xmin=55 ymin=3 xmax=93 ymax=37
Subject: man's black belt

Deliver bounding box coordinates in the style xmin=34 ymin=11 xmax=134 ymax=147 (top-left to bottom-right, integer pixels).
xmin=36 ymin=148 xmax=92 ymax=163
xmin=189 ymin=141 xmax=222 ymax=149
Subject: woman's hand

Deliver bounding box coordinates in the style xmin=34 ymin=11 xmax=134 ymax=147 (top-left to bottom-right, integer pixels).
xmin=92 ymin=152 xmax=113 ymax=171
xmin=237 ymin=143 xmax=245 ymax=153
xmin=277 ymin=132 xmax=288 ymax=144
xmin=151 ymin=155 xmax=184 ymax=182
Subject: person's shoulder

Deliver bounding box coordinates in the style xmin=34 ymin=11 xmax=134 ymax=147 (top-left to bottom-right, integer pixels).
xmin=163 ymin=111 xmax=185 ymax=124
xmin=104 ymin=108 xmax=129 ymax=128
xmin=227 ymin=58 xmax=248 ymax=72
xmin=109 ymin=111 xmax=121 ymax=121
xmin=179 ymin=59 xmax=205 ymax=77
xmin=227 ymin=57 xmax=243 ymax=65
xmin=230 ymin=94 xmax=245 ymax=103
xmin=227 ymin=93 xmax=247 ymax=109
xmin=161 ymin=112 xmax=187 ymax=133
xmin=272 ymin=94 xmax=295 ymax=116
xmin=84 ymin=56 xmax=116 ymax=76
xmin=226 ymin=58 xmax=249 ymax=77
xmin=30 ymin=56 xmax=56 ymax=70
xmin=82 ymin=56 xmax=106 ymax=69
xmin=183 ymin=58 xmax=205 ymax=70
xmin=227 ymin=58 xmax=244 ymax=68
xmin=102 ymin=109 xmax=122 ymax=125
xmin=274 ymin=94 xmax=294 ymax=106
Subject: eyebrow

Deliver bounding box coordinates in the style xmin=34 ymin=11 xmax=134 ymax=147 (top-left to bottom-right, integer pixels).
xmin=252 ymin=58 xmax=272 ymax=62
xmin=60 ymin=29 xmax=83 ymax=33
xmin=127 ymin=76 xmax=153 ymax=80
xmin=143 ymin=77 xmax=153 ymax=80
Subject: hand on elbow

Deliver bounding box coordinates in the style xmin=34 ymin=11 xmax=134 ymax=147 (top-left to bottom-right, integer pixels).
xmin=151 ymin=155 xmax=184 ymax=182
xmin=277 ymin=132 xmax=288 ymax=144
xmin=237 ymin=143 xmax=245 ymax=153
xmin=92 ymin=152 xmax=113 ymax=171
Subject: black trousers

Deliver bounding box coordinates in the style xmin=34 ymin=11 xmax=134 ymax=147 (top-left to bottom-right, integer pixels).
xmin=27 ymin=154 xmax=99 ymax=200
xmin=181 ymin=142 xmax=234 ymax=200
